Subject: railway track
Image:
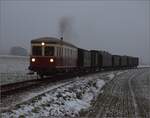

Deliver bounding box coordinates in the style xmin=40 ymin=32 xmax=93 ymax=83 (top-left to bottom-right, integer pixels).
xmin=0 ymin=70 xmax=111 ymax=111
xmin=1 ymin=79 xmax=40 ymax=94
xmin=0 ymin=69 xmax=120 ymax=95
xmin=0 ymin=72 xmax=78 ymax=95
xmin=0 ymin=73 xmax=82 ymax=112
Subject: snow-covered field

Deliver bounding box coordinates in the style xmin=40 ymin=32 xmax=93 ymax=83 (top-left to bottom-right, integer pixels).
xmin=138 ymin=65 xmax=150 ymax=68
xmin=0 ymin=55 xmax=36 ymax=85
xmin=1 ymin=71 xmax=123 ymax=118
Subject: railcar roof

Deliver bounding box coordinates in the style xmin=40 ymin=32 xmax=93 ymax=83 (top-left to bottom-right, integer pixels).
xmin=31 ymin=37 xmax=77 ymax=48
xmin=99 ymin=50 xmax=112 ymax=55
xmin=112 ymin=55 xmax=121 ymax=57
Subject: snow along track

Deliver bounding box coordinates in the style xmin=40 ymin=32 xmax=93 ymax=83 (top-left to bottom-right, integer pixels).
xmin=0 ymin=70 xmax=124 ymax=117
xmin=0 ymin=76 xmax=78 ymax=111
xmin=1 ymin=72 xmax=93 ymax=110
xmin=0 ymin=70 xmax=121 ymax=111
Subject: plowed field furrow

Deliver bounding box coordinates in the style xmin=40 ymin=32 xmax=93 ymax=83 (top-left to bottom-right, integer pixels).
xmin=83 ymin=68 xmax=150 ymax=118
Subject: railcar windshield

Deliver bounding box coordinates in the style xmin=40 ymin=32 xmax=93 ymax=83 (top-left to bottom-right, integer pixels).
xmin=45 ymin=46 xmax=54 ymax=56
xmin=32 ymin=46 xmax=42 ymax=56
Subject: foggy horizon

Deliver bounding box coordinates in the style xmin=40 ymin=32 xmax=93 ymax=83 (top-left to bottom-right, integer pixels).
xmin=0 ymin=1 xmax=150 ymax=65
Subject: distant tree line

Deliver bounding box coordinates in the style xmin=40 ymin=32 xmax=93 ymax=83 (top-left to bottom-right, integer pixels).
xmin=10 ymin=46 xmax=28 ymax=56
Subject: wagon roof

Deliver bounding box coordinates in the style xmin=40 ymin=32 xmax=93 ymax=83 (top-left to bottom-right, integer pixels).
xmin=112 ymin=55 xmax=121 ymax=57
xmin=31 ymin=37 xmax=77 ymax=48
xmin=99 ymin=50 xmax=112 ymax=55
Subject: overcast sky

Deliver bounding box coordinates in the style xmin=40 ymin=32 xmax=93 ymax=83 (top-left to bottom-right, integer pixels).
xmin=0 ymin=1 xmax=150 ymax=64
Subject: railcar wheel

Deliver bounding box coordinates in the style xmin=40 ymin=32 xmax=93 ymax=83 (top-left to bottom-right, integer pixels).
xmin=37 ymin=72 xmax=44 ymax=79
xmin=39 ymin=74 xmax=44 ymax=79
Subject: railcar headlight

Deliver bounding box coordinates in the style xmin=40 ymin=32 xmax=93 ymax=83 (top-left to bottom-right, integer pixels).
xmin=31 ymin=58 xmax=35 ymax=62
xmin=41 ymin=42 xmax=45 ymax=46
xmin=50 ymin=58 xmax=54 ymax=63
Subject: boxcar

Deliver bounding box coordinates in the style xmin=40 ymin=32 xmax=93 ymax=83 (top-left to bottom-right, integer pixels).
xmin=133 ymin=57 xmax=139 ymax=67
xmin=127 ymin=56 xmax=133 ymax=67
xmin=77 ymin=48 xmax=91 ymax=71
xmin=112 ymin=55 xmax=121 ymax=68
xmin=127 ymin=56 xmax=139 ymax=68
xmin=120 ymin=56 xmax=128 ymax=67
xmin=90 ymin=50 xmax=100 ymax=71
xmin=99 ymin=51 xmax=112 ymax=68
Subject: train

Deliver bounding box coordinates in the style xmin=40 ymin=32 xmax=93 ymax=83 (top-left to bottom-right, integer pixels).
xmin=29 ymin=37 xmax=139 ymax=78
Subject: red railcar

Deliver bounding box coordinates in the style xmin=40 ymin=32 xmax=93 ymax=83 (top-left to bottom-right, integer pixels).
xmin=29 ymin=37 xmax=78 ymax=77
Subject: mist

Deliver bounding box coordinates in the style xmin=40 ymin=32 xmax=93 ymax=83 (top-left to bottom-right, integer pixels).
xmin=0 ymin=1 xmax=149 ymax=64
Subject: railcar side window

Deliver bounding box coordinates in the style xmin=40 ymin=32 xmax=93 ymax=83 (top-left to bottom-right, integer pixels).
xmin=32 ymin=46 xmax=42 ymax=56
xmin=45 ymin=46 xmax=54 ymax=56
xmin=57 ymin=47 xmax=59 ymax=56
xmin=59 ymin=47 xmax=60 ymax=56
xmin=60 ymin=48 xmax=62 ymax=56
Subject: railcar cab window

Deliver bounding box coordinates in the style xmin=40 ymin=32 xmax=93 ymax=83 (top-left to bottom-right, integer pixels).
xmin=32 ymin=46 xmax=42 ymax=56
xmin=45 ymin=46 xmax=54 ymax=56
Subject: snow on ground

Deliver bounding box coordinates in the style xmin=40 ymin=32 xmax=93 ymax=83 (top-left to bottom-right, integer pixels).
xmin=0 ymin=55 xmax=36 ymax=85
xmin=116 ymin=71 xmax=126 ymax=76
xmin=138 ymin=65 xmax=150 ymax=68
xmin=106 ymin=73 xmax=115 ymax=80
xmin=0 ymin=55 xmax=29 ymax=73
xmin=1 ymin=72 xmax=115 ymax=118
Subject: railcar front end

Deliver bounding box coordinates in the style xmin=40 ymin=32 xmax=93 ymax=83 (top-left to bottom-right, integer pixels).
xmin=29 ymin=37 xmax=78 ymax=77
xmin=29 ymin=41 xmax=56 ymax=76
